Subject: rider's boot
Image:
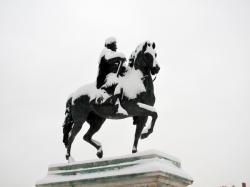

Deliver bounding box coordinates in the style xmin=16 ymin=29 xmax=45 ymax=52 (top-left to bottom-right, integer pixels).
xmin=112 ymin=93 xmax=127 ymax=115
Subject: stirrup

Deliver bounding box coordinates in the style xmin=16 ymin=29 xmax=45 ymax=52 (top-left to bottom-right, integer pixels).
xmin=96 ymin=96 xmax=104 ymax=104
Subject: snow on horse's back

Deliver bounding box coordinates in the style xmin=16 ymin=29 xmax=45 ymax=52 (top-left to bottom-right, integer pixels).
xmin=70 ymin=82 xmax=110 ymax=104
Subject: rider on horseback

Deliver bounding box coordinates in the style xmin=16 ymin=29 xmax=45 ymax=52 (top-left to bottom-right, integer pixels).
xmin=63 ymin=40 xmax=160 ymax=160
xmin=96 ymin=37 xmax=127 ymax=114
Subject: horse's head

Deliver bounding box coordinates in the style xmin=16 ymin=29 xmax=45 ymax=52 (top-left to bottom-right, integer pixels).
xmin=131 ymin=41 xmax=160 ymax=76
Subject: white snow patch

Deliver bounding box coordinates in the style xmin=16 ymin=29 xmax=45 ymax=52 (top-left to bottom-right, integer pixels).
xmin=92 ymin=139 xmax=101 ymax=147
xmin=100 ymin=47 xmax=125 ymax=60
xmin=68 ymin=123 xmax=75 ymax=137
xmin=105 ymin=37 xmax=116 ymax=45
xmin=134 ymin=41 xmax=147 ymax=57
xmin=144 ymin=43 xmax=158 ymax=67
xmin=102 ymin=73 xmax=119 ymax=89
xmin=97 ymin=147 xmax=102 ymax=153
xmin=128 ymin=41 xmax=146 ymax=64
xmin=142 ymin=127 xmax=149 ymax=135
xmin=71 ymin=82 xmax=110 ymax=104
xmin=102 ymin=69 xmax=146 ymax=100
xmin=141 ymin=118 xmax=153 ymax=135
xmin=114 ymin=69 xmax=146 ymax=99
xmin=137 ymin=103 xmax=156 ymax=113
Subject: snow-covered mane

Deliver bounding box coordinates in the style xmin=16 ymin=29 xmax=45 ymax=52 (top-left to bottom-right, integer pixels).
xmin=128 ymin=41 xmax=146 ymax=67
xmin=129 ymin=41 xmax=158 ymax=68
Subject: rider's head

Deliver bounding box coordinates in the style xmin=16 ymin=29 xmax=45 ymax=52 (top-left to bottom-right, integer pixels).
xmin=105 ymin=37 xmax=117 ymax=52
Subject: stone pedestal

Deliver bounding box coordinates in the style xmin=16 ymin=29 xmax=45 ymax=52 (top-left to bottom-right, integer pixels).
xmin=36 ymin=150 xmax=193 ymax=187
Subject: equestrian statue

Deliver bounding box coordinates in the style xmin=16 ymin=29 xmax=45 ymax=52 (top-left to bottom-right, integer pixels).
xmin=62 ymin=37 xmax=160 ymax=161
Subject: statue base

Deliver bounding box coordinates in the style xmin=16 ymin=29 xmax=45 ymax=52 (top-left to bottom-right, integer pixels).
xmin=36 ymin=150 xmax=193 ymax=187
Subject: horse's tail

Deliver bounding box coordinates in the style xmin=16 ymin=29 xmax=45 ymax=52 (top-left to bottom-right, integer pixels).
xmin=63 ymin=97 xmax=74 ymax=147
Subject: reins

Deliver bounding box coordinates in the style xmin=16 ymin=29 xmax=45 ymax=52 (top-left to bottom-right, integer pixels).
xmin=153 ymin=75 xmax=157 ymax=82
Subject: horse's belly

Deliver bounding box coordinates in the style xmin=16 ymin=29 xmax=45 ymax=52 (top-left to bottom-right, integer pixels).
xmin=91 ymin=103 xmax=128 ymax=120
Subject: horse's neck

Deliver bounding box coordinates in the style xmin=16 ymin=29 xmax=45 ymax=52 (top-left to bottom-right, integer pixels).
xmin=134 ymin=53 xmax=148 ymax=74
xmin=133 ymin=53 xmax=154 ymax=94
xmin=143 ymin=71 xmax=154 ymax=93
xmin=133 ymin=68 xmax=154 ymax=95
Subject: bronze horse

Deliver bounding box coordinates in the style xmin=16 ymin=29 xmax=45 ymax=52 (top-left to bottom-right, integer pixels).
xmin=63 ymin=41 xmax=160 ymax=161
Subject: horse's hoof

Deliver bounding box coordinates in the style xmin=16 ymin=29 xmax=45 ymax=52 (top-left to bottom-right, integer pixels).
xmin=65 ymin=154 xmax=70 ymax=160
xmin=141 ymin=132 xmax=149 ymax=139
xmin=132 ymin=146 xmax=137 ymax=153
xmin=132 ymin=149 xmax=137 ymax=154
xmin=97 ymin=150 xmax=103 ymax=159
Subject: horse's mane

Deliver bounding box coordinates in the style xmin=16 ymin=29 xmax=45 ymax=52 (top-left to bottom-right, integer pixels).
xmin=128 ymin=41 xmax=149 ymax=68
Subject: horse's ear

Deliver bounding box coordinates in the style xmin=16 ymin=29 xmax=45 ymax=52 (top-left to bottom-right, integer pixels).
xmin=142 ymin=42 xmax=147 ymax=52
xmin=152 ymin=42 xmax=156 ymax=49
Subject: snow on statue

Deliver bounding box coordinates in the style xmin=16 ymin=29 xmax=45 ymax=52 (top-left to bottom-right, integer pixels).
xmin=63 ymin=37 xmax=160 ymax=162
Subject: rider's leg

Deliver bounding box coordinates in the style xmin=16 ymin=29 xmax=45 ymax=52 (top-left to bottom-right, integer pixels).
xmin=114 ymin=88 xmax=127 ymax=115
xmin=115 ymin=98 xmax=127 ymax=115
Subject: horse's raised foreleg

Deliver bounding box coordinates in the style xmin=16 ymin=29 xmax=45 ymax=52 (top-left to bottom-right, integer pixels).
xmin=132 ymin=116 xmax=148 ymax=153
xmin=84 ymin=112 xmax=106 ymax=158
xmin=135 ymin=102 xmax=158 ymax=139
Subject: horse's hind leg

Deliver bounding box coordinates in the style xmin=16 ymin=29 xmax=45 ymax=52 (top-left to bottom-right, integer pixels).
xmin=66 ymin=120 xmax=84 ymax=161
xmin=84 ymin=112 xmax=106 ymax=158
xmin=132 ymin=116 xmax=148 ymax=153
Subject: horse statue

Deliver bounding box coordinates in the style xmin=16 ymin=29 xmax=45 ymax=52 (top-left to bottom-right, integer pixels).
xmin=63 ymin=41 xmax=160 ymax=161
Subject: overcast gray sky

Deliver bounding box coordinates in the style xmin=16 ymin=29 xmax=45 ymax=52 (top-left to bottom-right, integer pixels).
xmin=0 ymin=0 xmax=250 ymax=186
